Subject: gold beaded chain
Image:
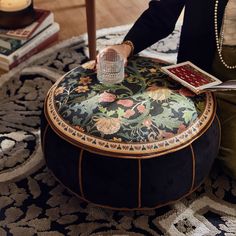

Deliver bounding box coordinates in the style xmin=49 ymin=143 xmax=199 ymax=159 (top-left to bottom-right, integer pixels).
xmin=214 ymin=0 xmax=236 ymax=69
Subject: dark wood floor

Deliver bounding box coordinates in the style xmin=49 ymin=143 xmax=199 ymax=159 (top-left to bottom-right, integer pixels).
xmin=34 ymin=0 xmax=149 ymax=41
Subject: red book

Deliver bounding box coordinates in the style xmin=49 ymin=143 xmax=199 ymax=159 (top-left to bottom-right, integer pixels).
xmin=161 ymin=61 xmax=236 ymax=94
xmin=0 ymin=22 xmax=60 ymax=71
xmin=0 ymin=9 xmax=54 ymax=41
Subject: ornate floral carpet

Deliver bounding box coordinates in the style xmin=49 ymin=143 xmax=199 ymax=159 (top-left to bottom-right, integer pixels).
xmin=0 ymin=24 xmax=236 ymax=236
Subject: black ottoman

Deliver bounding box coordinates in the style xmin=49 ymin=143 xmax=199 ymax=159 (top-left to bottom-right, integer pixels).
xmin=41 ymin=56 xmax=220 ymax=210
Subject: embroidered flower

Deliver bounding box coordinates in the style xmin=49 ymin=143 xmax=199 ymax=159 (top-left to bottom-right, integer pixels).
xmin=149 ymin=68 xmax=157 ymax=73
xmin=177 ymin=123 xmax=187 ymax=134
xmin=94 ymin=117 xmax=121 ymax=134
xmin=146 ymin=85 xmax=171 ymax=101
xmin=54 ymin=87 xmax=65 ymax=96
xmin=143 ymin=118 xmax=152 ymax=128
xmin=99 ymin=92 xmax=116 ymax=103
xmin=79 ymin=76 xmax=92 ymax=85
xmin=117 ymin=99 xmax=134 ymax=107
xmin=123 ymin=109 xmax=135 ymax=118
xmin=137 ymin=104 xmax=146 ymax=113
xmin=75 ymin=85 xmax=89 ymax=93
xmin=161 ymin=131 xmax=174 ymax=139
xmin=179 ymin=87 xmax=195 ymax=97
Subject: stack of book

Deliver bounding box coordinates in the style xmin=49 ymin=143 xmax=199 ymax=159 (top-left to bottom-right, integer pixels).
xmin=0 ymin=8 xmax=60 ymax=71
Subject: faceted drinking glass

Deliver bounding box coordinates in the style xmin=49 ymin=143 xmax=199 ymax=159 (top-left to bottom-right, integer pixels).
xmin=97 ymin=48 xmax=125 ymax=84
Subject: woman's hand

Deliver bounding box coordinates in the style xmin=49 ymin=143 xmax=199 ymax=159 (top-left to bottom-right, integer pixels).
xmin=96 ymin=43 xmax=133 ymax=66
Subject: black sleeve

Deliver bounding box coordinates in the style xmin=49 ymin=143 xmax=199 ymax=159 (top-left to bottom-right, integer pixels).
xmin=124 ymin=0 xmax=186 ymax=54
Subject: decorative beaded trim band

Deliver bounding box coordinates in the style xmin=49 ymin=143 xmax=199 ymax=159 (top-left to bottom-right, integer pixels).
xmin=122 ymin=40 xmax=134 ymax=57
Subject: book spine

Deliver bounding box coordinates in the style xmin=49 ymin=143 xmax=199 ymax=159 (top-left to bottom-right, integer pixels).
xmin=0 ymin=13 xmax=54 ymax=50
xmin=9 ymin=33 xmax=59 ymax=70
xmin=28 ymin=12 xmax=54 ymax=39
xmin=0 ymin=23 xmax=60 ymax=63
xmin=5 ymin=9 xmax=51 ymax=40
xmin=0 ymin=32 xmax=58 ymax=71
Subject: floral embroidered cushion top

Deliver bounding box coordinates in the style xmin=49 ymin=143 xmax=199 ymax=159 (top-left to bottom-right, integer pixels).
xmin=45 ymin=57 xmax=216 ymax=157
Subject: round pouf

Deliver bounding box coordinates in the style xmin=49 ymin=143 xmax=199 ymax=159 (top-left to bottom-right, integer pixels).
xmin=41 ymin=56 xmax=220 ymax=210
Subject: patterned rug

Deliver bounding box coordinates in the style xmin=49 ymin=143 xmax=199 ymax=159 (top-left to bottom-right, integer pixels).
xmin=0 ymin=24 xmax=236 ymax=236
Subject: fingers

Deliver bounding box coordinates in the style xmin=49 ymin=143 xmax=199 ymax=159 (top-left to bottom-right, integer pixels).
xmin=96 ymin=44 xmax=129 ymax=68
xmin=94 ymin=57 xmax=97 ymax=70
xmin=122 ymin=56 xmax=128 ymax=66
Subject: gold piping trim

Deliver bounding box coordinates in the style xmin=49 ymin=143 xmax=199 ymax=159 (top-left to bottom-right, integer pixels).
xmin=79 ymin=149 xmax=85 ymax=198
xmin=138 ymin=159 xmax=142 ymax=208
xmin=42 ymin=123 xmax=49 ymax=154
xmin=190 ymin=144 xmax=196 ymax=191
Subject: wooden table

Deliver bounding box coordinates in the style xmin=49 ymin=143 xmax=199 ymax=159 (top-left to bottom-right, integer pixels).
xmin=85 ymin=0 xmax=96 ymax=60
